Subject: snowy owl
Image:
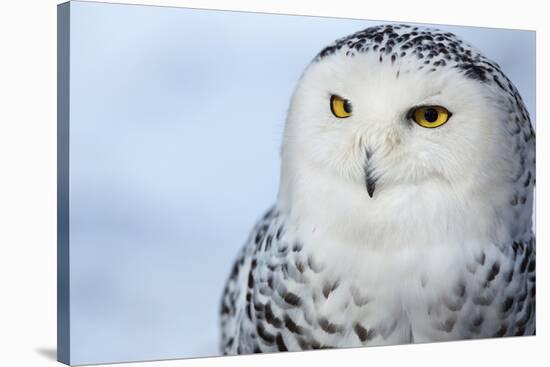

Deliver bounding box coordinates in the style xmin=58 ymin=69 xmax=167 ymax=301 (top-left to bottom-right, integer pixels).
xmin=220 ymin=24 xmax=535 ymax=354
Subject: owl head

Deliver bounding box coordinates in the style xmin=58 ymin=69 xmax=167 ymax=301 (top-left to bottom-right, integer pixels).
xmin=278 ymin=24 xmax=534 ymax=245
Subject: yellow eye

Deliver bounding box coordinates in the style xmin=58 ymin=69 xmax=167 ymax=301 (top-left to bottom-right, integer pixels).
xmin=411 ymin=106 xmax=451 ymax=128
xmin=330 ymin=95 xmax=352 ymax=118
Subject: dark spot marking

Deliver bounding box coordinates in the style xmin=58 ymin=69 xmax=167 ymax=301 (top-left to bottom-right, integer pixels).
xmin=472 ymin=314 xmax=484 ymax=327
xmin=524 ymin=172 xmax=532 ymax=187
xmin=354 ymin=323 xmax=376 ymax=342
xmin=275 ymin=333 xmax=288 ymax=351
xmin=504 ymin=270 xmax=514 ymax=283
xmin=502 ymin=297 xmax=514 ymax=313
xmin=476 ymin=252 xmax=486 ymax=266
xmin=265 ymin=303 xmax=283 ymax=328
xmin=246 ymin=296 xmax=253 ymax=319
xmin=276 ymin=226 xmax=284 ymax=240
xmin=486 ymin=262 xmax=500 ymax=283
xmin=282 ymin=291 xmax=301 ymax=307
xmin=225 ymin=337 xmax=234 ymax=348
xmin=283 ymin=314 xmax=304 ymax=335
xmin=493 ymin=75 xmax=506 ymax=91
xmin=457 ymin=63 xmax=488 ymax=82
xmin=454 ymin=282 xmax=466 ymax=298
xmin=520 ymin=254 xmax=529 ymax=273
xmin=512 ymin=241 xmax=524 ymax=255
xmin=255 ymin=225 xmax=268 ymax=245
xmin=248 ymin=269 xmax=254 ymax=289
xmin=322 ymin=280 xmax=340 ymax=299
xmin=265 ymin=234 xmax=273 ymax=251
xmin=253 ymin=300 xmax=265 ymax=313
xmin=297 ymin=337 xmax=313 ymax=350
xmin=528 ymin=258 xmax=535 ymax=273
xmin=295 ymin=261 xmax=305 ymax=274
xmin=256 ymin=323 xmax=275 ymax=344
xmin=318 ymin=317 xmax=343 ymax=334
xmin=263 ymin=207 xmax=275 ymax=220
xmin=437 ymin=317 xmax=456 ymax=333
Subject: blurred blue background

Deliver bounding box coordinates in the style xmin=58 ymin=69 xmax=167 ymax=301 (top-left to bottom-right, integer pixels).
xmin=67 ymin=1 xmax=535 ymax=364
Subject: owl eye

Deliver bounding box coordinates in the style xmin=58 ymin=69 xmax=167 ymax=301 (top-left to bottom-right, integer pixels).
xmin=410 ymin=105 xmax=451 ymax=128
xmin=330 ymin=95 xmax=352 ymax=118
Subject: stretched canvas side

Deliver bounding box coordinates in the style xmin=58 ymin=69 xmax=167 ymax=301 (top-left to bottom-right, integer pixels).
xmin=57 ymin=2 xmax=71 ymax=365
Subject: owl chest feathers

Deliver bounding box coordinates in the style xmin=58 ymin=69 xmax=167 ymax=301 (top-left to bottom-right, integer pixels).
xmin=223 ymin=193 xmax=532 ymax=354
xmin=272 ymin=179 xmax=521 ymax=344
xmin=265 ymin=213 xmax=523 ymax=346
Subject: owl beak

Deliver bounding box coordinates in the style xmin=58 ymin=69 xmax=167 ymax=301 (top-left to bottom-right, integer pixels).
xmin=365 ymin=168 xmax=376 ymax=198
xmin=365 ymin=149 xmax=377 ymax=198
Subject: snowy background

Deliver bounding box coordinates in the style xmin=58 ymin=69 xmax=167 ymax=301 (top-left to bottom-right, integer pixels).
xmin=67 ymin=1 xmax=535 ymax=364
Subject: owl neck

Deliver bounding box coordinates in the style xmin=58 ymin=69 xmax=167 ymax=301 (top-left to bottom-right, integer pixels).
xmin=277 ymin=161 xmax=519 ymax=250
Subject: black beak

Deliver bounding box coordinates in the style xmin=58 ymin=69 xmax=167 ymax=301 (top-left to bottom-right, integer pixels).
xmin=365 ymin=149 xmax=377 ymax=198
xmin=365 ymin=169 xmax=377 ymax=198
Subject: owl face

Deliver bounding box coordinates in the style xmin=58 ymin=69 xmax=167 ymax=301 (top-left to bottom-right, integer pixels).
xmin=281 ymin=26 xmax=517 ymax=204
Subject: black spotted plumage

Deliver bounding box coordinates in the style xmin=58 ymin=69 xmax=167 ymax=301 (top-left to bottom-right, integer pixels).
xmin=221 ymin=205 xmax=535 ymax=354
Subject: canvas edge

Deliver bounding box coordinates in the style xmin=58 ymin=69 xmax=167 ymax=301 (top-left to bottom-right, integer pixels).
xmin=57 ymin=1 xmax=71 ymax=365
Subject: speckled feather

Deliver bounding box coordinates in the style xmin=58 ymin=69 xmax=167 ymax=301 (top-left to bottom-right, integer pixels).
xmin=221 ymin=210 xmax=535 ymax=353
xmin=220 ymin=24 xmax=535 ymax=354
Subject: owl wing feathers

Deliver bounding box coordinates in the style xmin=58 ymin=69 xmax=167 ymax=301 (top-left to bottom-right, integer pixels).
xmin=417 ymin=232 xmax=536 ymax=341
xmin=221 ymin=206 xmax=338 ymax=354
xmin=220 ymin=206 xmax=287 ymax=354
